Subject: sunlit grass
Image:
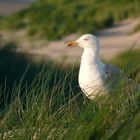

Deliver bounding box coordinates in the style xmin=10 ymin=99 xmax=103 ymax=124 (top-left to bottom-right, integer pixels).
xmin=0 ymin=49 xmax=140 ymax=139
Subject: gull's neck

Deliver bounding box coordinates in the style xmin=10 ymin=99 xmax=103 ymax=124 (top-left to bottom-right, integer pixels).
xmin=81 ymin=46 xmax=103 ymax=67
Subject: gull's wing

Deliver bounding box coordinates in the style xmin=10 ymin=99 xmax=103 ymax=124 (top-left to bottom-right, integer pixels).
xmin=104 ymin=64 xmax=139 ymax=93
xmin=104 ymin=64 xmax=121 ymax=79
xmin=102 ymin=64 xmax=123 ymax=91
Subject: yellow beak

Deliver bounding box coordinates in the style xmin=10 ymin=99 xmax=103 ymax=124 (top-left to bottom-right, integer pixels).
xmin=66 ymin=41 xmax=78 ymax=47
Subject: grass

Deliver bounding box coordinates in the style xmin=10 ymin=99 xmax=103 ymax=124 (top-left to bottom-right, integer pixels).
xmin=133 ymin=23 xmax=140 ymax=33
xmin=0 ymin=0 xmax=140 ymax=40
xmin=0 ymin=46 xmax=140 ymax=139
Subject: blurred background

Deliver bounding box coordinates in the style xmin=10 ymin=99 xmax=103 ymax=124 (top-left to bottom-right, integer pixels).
xmin=0 ymin=0 xmax=140 ymax=63
xmin=0 ymin=0 xmax=140 ymax=85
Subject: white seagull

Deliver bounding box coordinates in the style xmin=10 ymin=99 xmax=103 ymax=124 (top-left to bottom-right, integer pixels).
xmin=67 ymin=34 xmax=122 ymax=100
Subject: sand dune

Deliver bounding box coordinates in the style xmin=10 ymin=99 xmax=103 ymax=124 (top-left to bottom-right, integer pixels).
xmin=0 ymin=18 xmax=140 ymax=63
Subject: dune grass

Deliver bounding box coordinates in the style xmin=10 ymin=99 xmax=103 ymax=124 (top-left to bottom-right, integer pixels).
xmin=0 ymin=0 xmax=140 ymax=40
xmin=133 ymin=23 xmax=140 ymax=33
xmin=0 ymin=48 xmax=140 ymax=139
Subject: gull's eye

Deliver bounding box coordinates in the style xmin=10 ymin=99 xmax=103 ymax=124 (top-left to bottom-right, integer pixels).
xmin=83 ymin=38 xmax=89 ymax=41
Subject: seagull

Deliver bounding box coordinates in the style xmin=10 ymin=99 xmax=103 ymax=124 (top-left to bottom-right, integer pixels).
xmin=67 ymin=34 xmax=122 ymax=100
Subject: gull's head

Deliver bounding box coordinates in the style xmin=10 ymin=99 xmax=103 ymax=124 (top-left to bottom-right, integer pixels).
xmin=67 ymin=34 xmax=99 ymax=49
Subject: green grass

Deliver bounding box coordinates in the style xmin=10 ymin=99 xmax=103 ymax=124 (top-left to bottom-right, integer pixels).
xmin=0 ymin=0 xmax=140 ymax=40
xmin=133 ymin=23 xmax=140 ymax=33
xmin=0 ymin=48 xmax=140 ymax=139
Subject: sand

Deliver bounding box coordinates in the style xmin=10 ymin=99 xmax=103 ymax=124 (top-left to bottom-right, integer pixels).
xmin=0 ymin=18 xmax=140 ymax=63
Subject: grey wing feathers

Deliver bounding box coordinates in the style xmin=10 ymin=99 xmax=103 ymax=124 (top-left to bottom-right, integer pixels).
xmin=103 ymin=64 xmax=123 ymax=89
xmin=104 ymin=64 xmax=121 ymax=78
xmin=105 ymin=64 xmax=120 ymax=74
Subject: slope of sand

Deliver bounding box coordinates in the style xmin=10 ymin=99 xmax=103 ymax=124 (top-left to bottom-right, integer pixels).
xmin=0 ymin=18 xmax=140 ymax=62
xmin=0 ymin=2 xmax=30 ymax=16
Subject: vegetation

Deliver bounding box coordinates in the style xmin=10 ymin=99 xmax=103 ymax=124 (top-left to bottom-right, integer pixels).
xmin=133 ymin=23 xmax=140 ymax=33
xmin=0 ymin=42 xmax=140 ymax=139
xmin=0 ymin=0 xmax=140 ymax=40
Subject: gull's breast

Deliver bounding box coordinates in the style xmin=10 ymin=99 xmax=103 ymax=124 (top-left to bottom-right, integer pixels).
xmin=78 ymin=64 xmax=106 ymax=99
